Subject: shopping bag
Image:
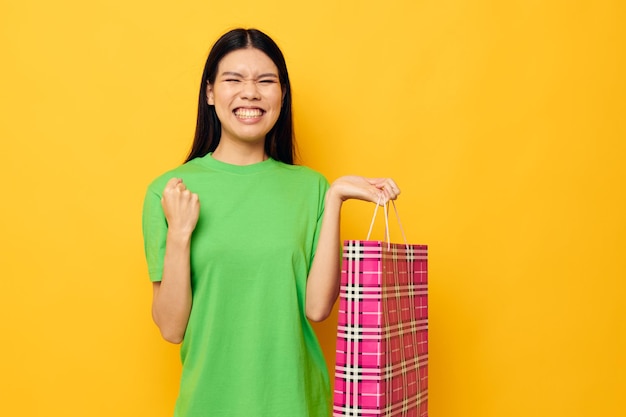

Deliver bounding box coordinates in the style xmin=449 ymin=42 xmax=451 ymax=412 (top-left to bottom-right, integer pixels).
xmin=334 ymin=201 xmax=428 ymax=417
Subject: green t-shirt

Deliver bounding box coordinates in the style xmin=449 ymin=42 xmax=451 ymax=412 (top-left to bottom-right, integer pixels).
xmin=142 ymin=154 xmax=331 ymax=417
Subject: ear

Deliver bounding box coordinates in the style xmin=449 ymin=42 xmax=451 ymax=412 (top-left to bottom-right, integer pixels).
xmin=207 ymin=83 xmax=215 ymax=105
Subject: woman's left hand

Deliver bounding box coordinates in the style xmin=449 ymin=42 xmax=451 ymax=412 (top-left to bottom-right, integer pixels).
xmin=328 ymin=176 xmax=400 ymax=205
xmin=306 ymin=175 xmax=400 ymax=321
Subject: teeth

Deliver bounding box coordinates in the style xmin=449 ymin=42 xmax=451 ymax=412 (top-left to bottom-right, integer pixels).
xmin=234 ymin=108 xmax=263 ymax=118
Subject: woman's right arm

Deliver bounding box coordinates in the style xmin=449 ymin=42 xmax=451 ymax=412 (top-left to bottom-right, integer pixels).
xmin=151 ymin=178 xmax=200 ymax=344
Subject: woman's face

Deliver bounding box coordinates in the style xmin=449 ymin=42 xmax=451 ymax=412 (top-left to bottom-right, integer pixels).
xmin=208 ymin=48 xmax=283 ymax=148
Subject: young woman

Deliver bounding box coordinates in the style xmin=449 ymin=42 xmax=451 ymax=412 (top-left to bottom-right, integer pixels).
xmin=142 ymin=28 xmax=400 ymax=417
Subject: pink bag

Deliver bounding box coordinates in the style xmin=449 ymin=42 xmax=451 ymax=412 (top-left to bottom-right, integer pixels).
xmin=334 ymin=202 xmax=428 ymax=416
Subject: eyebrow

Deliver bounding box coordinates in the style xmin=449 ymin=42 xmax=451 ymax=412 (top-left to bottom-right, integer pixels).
xmin=220 ymin=71 xmax=279 ymax=79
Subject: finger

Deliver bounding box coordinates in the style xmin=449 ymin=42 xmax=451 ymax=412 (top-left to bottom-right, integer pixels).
xmin=368 ymin=177 xmax=398 ymax=193
xmin=366 ymin=178 xmax=387 ymax=187
xmin=385 ymin=178 xmax=400 ymax=194
xmin=382 ymin=181 xmax=400 ymax=200
xmin=164 ymin=177 xmax=183 ymax=189
xmin=373 ymin=189 xmax=387 ymax=205
xmin=382 ymin=190 xmax=398 ymax=202
xmin=368 ymin=179 xmax=398 ymax=200
xmin=163 ymin=178 xmax=184 ymax=196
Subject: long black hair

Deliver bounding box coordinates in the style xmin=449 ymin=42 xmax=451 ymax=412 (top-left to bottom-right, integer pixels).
xmin=185 ymin=28 xmax=296 ymax=164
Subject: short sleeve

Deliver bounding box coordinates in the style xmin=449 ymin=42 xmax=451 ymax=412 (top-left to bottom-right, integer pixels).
xmin=142 ymin=187 xmax=167 ymax=282
xmin=309 ymin=175 xmax=330 ymax=266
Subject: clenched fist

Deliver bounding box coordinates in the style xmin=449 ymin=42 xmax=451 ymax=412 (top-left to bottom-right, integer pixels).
xmin=161 ymin=178 xmax=200 ymax=237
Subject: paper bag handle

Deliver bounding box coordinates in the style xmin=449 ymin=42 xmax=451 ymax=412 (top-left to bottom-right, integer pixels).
xmin=365 ymin=197 xmax=409 ymax=249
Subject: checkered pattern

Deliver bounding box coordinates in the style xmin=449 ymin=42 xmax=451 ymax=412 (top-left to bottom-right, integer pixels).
xmin=334 ymin=240 xmax=428 ymax=417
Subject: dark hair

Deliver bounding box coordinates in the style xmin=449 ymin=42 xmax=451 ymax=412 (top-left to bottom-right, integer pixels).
xmin=185 ymin=28 xmax=296 ymax=164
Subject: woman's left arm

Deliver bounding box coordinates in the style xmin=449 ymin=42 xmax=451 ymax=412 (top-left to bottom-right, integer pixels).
xmin=305 ymin=176 xmax=400 ymax=322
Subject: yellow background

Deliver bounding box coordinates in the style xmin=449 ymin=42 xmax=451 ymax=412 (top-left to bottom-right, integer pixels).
xmin=1 ymin=1 xmax=624 ymax=416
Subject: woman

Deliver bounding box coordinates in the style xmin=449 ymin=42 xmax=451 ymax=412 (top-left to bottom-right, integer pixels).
xmin=142 ymin=28 xmax=400 ymax=417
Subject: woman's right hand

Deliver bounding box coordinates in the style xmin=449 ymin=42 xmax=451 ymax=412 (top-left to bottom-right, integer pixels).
xmin=161 ymin=178 xmax=200 ymax=236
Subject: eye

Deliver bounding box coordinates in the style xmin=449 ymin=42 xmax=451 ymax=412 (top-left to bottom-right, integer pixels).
xmin=225 ymin=78 xmax=241 ymax=83
xmin=259 ymin=79 xmax=278 ymax=84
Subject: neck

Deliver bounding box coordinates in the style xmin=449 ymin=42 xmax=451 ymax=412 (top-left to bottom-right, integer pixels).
xmin=212 ymin=141 xmax=268 ymax=166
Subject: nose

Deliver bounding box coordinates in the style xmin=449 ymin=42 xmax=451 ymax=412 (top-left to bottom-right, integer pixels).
xmin=239 ymin=80 xmax=261 ymax=100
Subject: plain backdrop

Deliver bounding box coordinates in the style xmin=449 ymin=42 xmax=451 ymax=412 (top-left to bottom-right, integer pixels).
xmin=1 ymin=1 xmax=625 ymax=416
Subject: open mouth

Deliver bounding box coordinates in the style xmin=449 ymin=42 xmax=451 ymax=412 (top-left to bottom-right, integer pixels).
xmin=233 ymin=108 xmax=264 ymax=119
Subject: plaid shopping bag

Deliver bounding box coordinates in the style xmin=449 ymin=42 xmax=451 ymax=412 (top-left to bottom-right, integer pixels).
xmin=334 ymin=204 xmax=428 ymax=417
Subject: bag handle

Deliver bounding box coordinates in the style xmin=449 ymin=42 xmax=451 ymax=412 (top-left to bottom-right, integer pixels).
xmin=365 ymin=197 xmax=409 ymax=249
